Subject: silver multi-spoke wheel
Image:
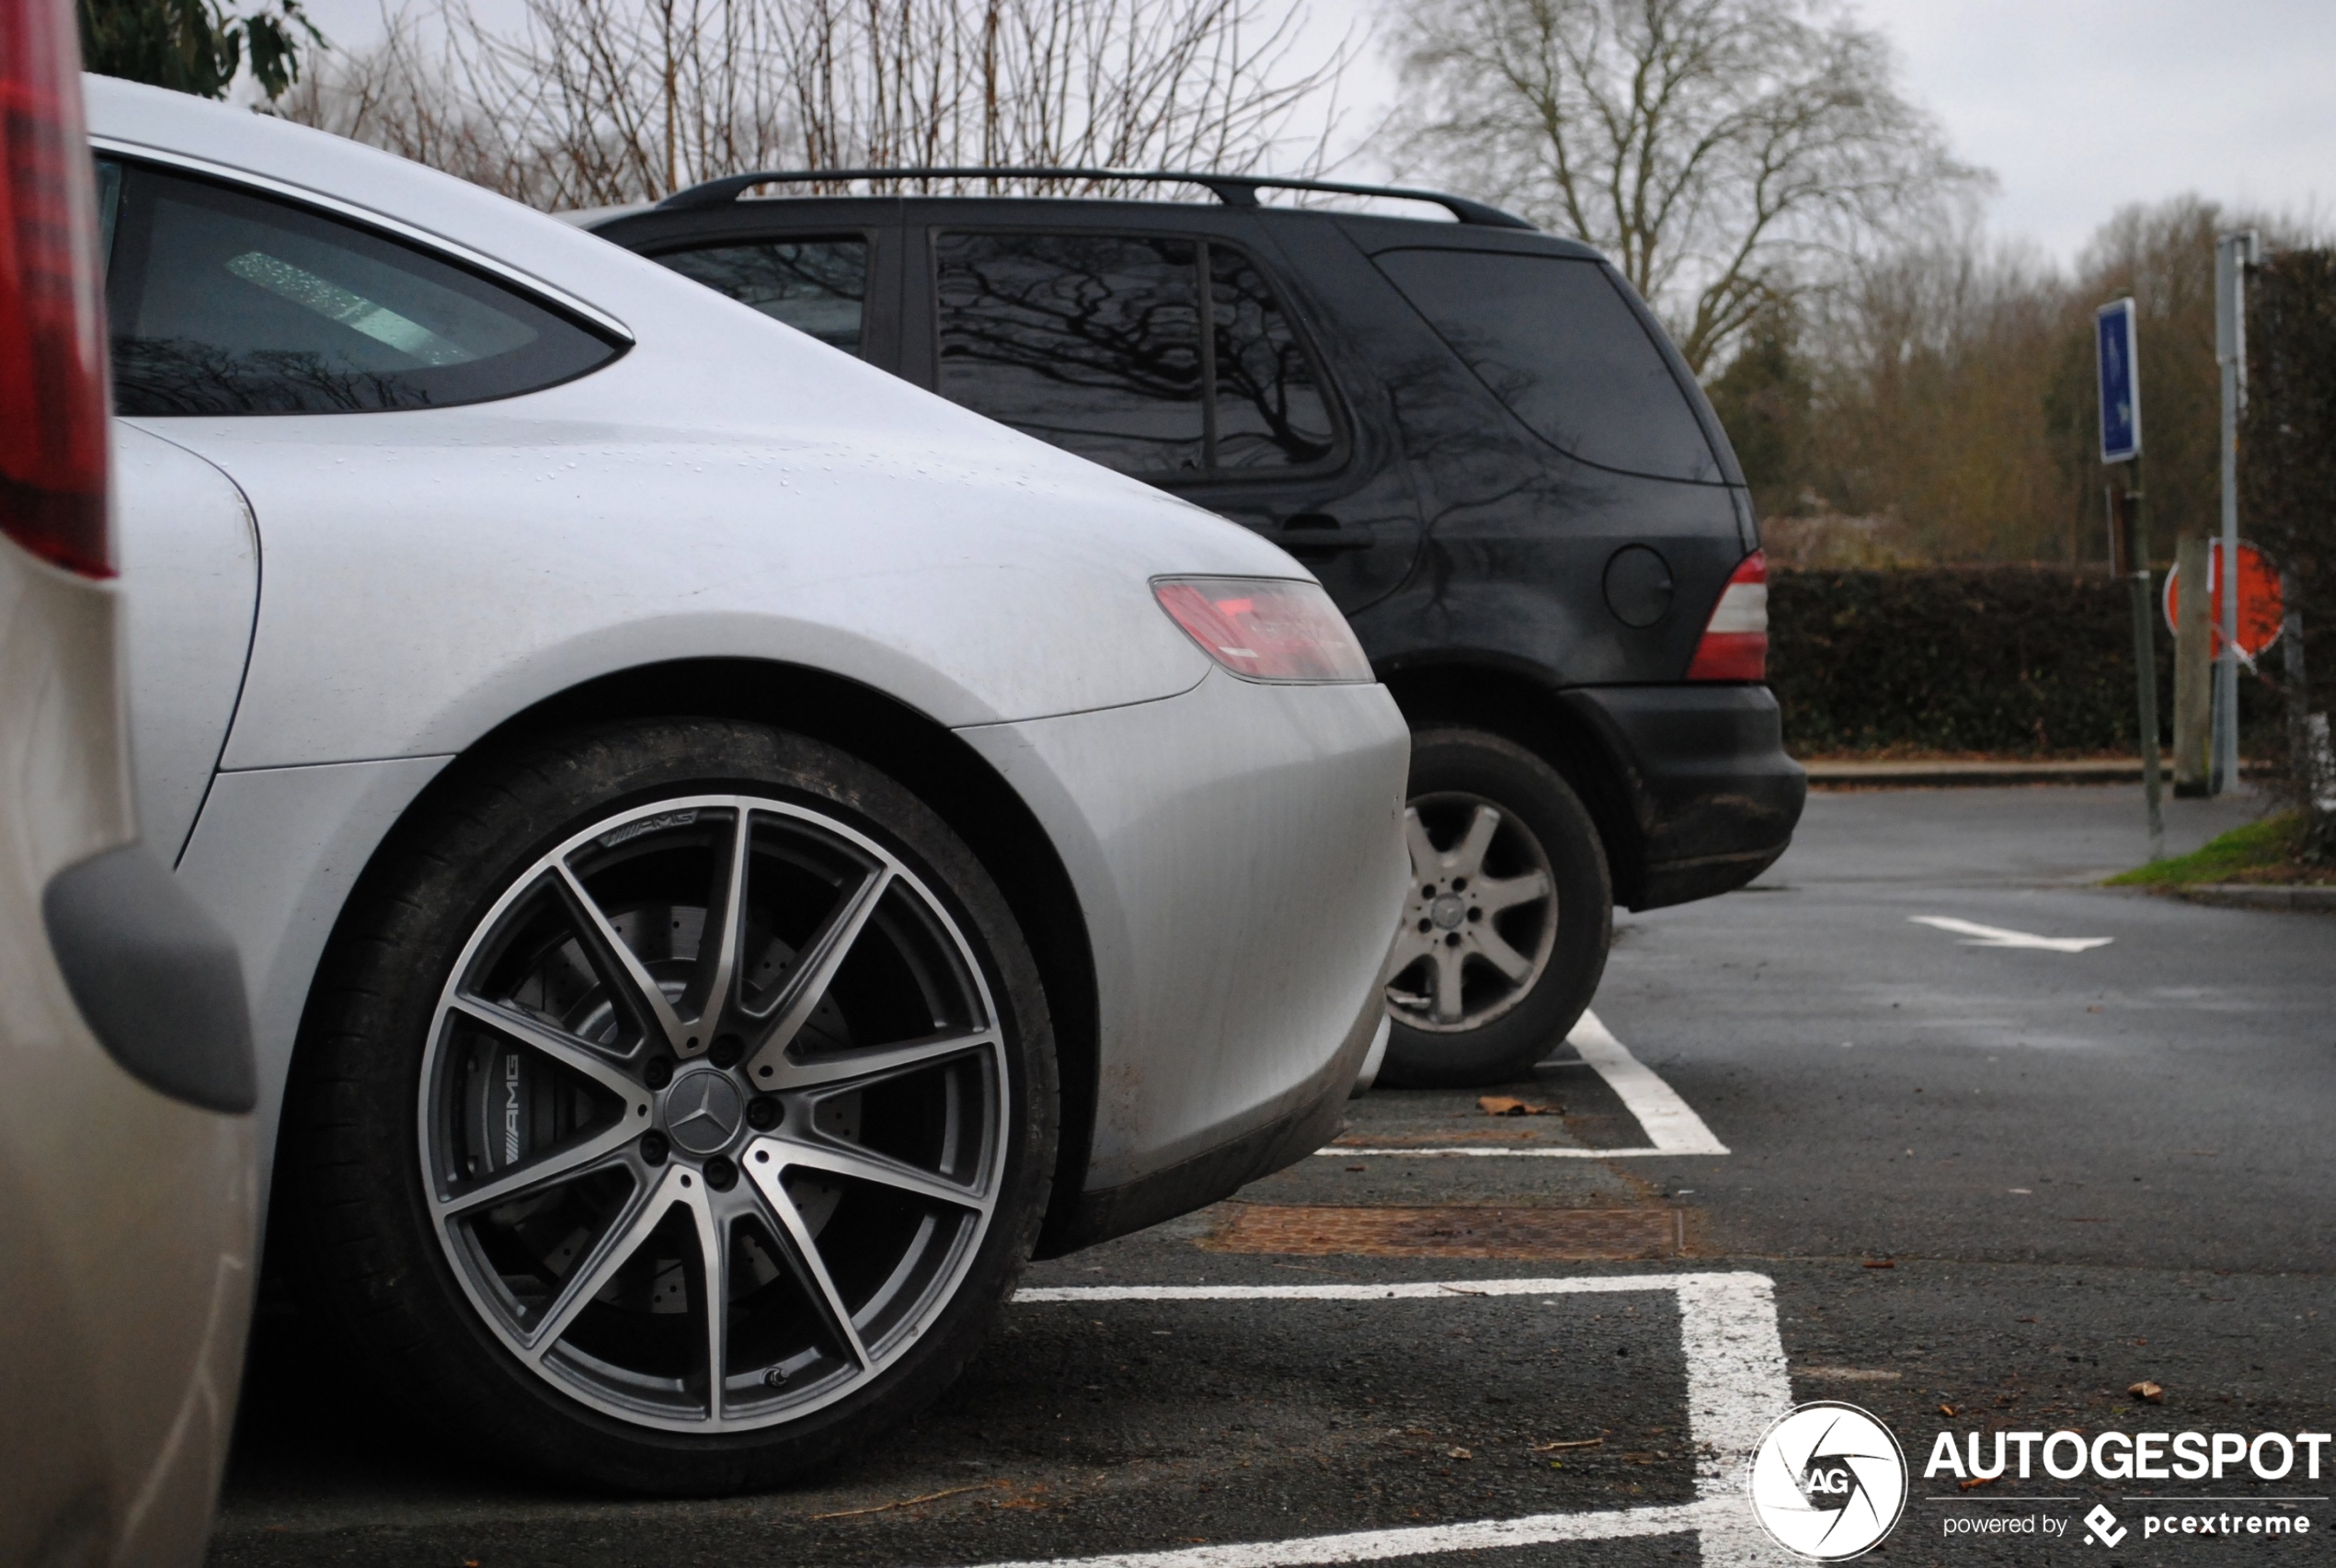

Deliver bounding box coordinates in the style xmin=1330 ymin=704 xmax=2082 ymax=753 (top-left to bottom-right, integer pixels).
xmin=1385 ymin=791 xmax=1557 ymax=1033
xmin=418 ymin=793 xmax=1006 ymax=1434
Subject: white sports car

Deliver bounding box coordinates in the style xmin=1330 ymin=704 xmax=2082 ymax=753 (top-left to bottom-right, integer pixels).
xmin=88 ymin=76 xmax=1407 ymax=1494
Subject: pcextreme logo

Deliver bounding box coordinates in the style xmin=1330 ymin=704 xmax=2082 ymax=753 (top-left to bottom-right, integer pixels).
xmin=1748 ymin=1402 xmax=1911 ymax=1561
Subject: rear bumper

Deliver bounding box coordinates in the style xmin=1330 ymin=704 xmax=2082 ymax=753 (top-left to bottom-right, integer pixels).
xmin=1036 ymin=975 xmax=1384 ymax=1254
xmin=956 ymin=670 xmax=1411 ymax=1252
xmin=1557 ymin=684 xmax=1806 ymax=910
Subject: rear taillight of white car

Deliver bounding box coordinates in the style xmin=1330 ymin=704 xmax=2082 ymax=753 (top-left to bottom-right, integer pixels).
xmin=1153 ymin=578 xmax=1374 ymax=683
xmin=1686 ymin=551 xmax=1768 ymax=681
xmin=1 ymin=0 xmax=111 ymax=578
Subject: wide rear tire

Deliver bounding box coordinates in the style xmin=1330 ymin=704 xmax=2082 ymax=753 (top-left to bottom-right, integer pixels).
xmin=282 ymin=718 xmax=1057 ymax=1495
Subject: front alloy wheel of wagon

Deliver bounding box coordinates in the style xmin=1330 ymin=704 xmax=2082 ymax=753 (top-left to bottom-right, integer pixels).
xmin=285 ymin=721 xmax=1055 ymax=1494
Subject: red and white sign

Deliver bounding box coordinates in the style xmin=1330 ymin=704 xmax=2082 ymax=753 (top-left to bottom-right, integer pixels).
xmin=2163 ymin=542 xmax=2284 ymax=664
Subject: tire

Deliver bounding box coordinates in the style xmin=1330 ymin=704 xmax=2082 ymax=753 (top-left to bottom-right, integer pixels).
xmin=282 ymin=718 xmax=1057 ymax=1495
xmin=1379 ymin=727 xmax=1612 ymax=1089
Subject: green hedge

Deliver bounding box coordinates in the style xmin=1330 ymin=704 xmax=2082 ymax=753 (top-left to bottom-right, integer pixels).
xmin=1768 ymin=566 xmax=2280 ymax=757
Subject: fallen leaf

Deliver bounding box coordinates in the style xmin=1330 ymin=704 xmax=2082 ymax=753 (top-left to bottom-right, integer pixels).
xmin=1530 ymin=1437 xmax=1604 ymax=1452
xmin=1959 ymin=1475 xmax=1997 ymax=1492
xmin=1447 ymin=1446 xmax=1472 ymax=1459
xmin=1861 ymin=1259 xmax=1895 ymax=1269
xmin=1939 ymin=1404 xmax=1957 ymax=1417
xmin=1345 ymin=1164 xmax=1366 ymax=1172
xmin=2129 ymin=1380 xmax=2164 ymax=1403
xmin=1477 ymin=1096 xmax=1558 ymax=1116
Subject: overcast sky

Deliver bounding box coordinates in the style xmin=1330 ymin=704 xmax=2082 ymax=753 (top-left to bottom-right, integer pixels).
xmin=1878 ymin=0 xmax=2335 ymax=261
xmin=295 ymin=0 xmax=2336 ymax=264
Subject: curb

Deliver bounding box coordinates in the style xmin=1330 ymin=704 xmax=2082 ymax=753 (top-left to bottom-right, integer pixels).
xmin=1804 ymin=759 xmax=2178 ymax=787
xmin=2172 ymin=883 xmax=2336 ymax=913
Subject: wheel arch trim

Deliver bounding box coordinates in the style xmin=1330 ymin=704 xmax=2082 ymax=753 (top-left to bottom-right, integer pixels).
xmin=186 ymin=655 xmax=1100 ymax=1258
xmin=1377 ymin=663 xmax=1650 ymax=908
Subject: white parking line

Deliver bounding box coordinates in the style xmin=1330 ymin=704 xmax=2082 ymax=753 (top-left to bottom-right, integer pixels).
xmin=1325 ymin=1009 xmax=1730 ymax=1160
xmin=984 ymin=1273 xmax=1795 ymax=1568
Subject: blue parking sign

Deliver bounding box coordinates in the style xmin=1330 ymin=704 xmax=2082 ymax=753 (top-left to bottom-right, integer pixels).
xmin=2097 ymin=298 xmax=2140 ymax=463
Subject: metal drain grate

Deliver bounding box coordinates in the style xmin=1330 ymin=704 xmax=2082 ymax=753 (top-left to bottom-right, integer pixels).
xmin=1199 ymin=1204 xmax=1688 ymax=1260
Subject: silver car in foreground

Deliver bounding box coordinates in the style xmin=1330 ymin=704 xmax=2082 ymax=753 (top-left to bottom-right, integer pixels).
xmin=88 ymin=76 xmax=1407 ymax=1493
xmin=4 ymin=9 xmax=257 ymax=1562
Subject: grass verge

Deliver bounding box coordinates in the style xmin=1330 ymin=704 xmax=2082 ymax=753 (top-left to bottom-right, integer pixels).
xmin=2106 ymin=814 xmax=2313 ymax=887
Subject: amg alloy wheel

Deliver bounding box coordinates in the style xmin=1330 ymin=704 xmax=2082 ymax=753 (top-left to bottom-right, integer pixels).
xmin=421 ymin=792 xmax=1005 ymax=1431
xmin=287 ymin=722 xmax=1054 ymax=1493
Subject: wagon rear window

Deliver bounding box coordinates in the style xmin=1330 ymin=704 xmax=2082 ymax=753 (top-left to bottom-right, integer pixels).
xmin=1373 ymin=248 xmax=1719 ymax=483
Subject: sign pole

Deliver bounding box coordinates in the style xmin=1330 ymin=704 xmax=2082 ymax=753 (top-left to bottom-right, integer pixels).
xmin=2098 ymin=297 xmax=2162 ymax=860
xmin=2212 ymin=231 xmax=2257 ymax=794
xmin=2123 ymin=472 xmax=2164 ymax=861
xmin=2170 ymin=533 xmax=2212 ymax=795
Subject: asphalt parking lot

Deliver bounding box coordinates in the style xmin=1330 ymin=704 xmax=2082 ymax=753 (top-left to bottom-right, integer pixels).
xmin=208 ymin=784 xmax=2334 ymax=1567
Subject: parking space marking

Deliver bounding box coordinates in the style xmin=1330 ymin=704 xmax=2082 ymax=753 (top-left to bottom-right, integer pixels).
xmin=987 ymin=1272 xmax=1793 ymax=1568
xmin=1324 ymin=1010 xmax=1730 ymax=1160
xmin=949 ymin=1499 xmax=1740 ymax=1567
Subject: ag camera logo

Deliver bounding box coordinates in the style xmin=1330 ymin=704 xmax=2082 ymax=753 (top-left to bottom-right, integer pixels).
xmin=1749 ymin=1402 xmax=1909 ymax=1560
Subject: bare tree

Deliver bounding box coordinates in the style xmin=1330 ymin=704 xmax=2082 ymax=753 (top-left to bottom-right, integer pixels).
xmin=282 ymin=0 xmax=800 ymax=208
xmin=1796 ymin=227 xmax=2075 ymax=563
xmin=281 ymin=0 xmax=1349 ymax=210
xmin=1383 ymin=0 xmax=1982 ymax=372
xmin=794 ymin=0 xmax=1344 ymax=187
xmin=277 ymin=7 xmax=535 ymax=194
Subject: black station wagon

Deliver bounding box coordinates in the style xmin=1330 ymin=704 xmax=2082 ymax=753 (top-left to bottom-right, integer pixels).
xmin=588 ymin=169 xmax=1807 ymax=1087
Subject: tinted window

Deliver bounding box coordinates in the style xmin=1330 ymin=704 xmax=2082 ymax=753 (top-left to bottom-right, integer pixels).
xmin=104 ymin=163 xmax=620 ymax=416
xmin=936 ymin=232 xmax=1205 ymax=475
xmin=1210 ymin=244 xmax=1334 ymax=470
xmin=1374 ymin=248 xmax=1718 ymax=483
xmin=653 ymin=238 xmax=867 ymax=353
xmin=934 ymin=231 xmax=1337 ymax=478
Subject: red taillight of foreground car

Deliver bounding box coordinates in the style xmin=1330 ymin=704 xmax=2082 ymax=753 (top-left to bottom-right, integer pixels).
xmin=0 ymin=0 xmax=111 ymax=578
xmin=1152 ymin=577 xmax=1374 ymax=683
xmin=1686 ymin=550 xmax=1768 ymax=681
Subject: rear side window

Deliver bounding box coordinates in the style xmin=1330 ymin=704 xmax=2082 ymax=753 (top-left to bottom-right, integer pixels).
xmin=1373 ymin=248 xmax=1719 ymax=483
xmin=1209 ymin=245 xmax=1334 ymax=470
xmin=651 ymin=238 xmax=867 ymax=353
xmin=934 ymin=230 xmax=1334 ymax=478
xmin=103 ymin=163 xmax=621 ymax=416
xmin=936 ymin=232 xmax=1205 ymax=475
